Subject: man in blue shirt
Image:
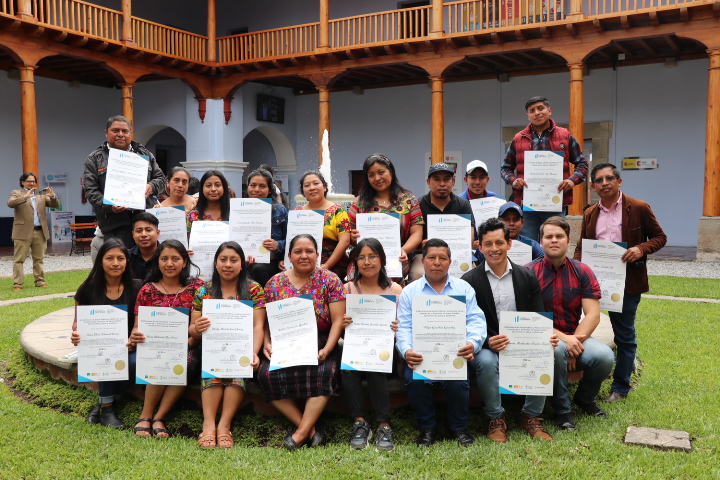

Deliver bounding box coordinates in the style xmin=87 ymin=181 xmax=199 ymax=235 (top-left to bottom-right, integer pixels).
xmin=459 ymin=160 xmax=499 ymax=201
xmin=397 ymin=238 xmax=487 ymax=447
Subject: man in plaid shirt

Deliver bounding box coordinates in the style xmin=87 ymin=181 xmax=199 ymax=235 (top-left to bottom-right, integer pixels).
xmin=527 ymin=216 xmax=614 ymax=431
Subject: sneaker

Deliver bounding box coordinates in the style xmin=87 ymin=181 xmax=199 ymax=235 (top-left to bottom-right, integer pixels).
xmin=520 ymin=414 xmax=552 ymax=441
xmin=554 ymin=412 xmax=576 ymax=431
xmin=349 ymin=420 xmax=372 ymax=450
xmin=375 ymin=425 xmax=395 ymax=452
xmin=575 ymin=401 xmax=607 ymax=418
xmin=487 ymin=416 xmax=508 ymax=443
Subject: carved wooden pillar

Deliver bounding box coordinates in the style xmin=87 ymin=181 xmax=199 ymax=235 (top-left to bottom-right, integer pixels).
xmin=317 ymin=86 xmax=331 ymax=166
xmin=704 ymin=49 xmax=720 ymax=216
xmin=120 ymin=83 xmax=135 ymax=128
xmin=430 ymin=76 xmax=445 ymax=164
xmin=121 ymin=0 xmax=134 ymax=45
xmin=319 ymin=0 xmax=330 ymax=50
xmin=568 ymin=62 xmax=585 ymax=215
xmin=16 ymin=0 xmax=34 ymax=20
xmin=569 ymin=0 xmax=583 ymax=15
xmin=207 ymin=0 xmax=217 ymax=62
xmin=18 ymin=65 xmax=39 ymax=174
xmin=431 ymin=0 xmax=444 ymax=37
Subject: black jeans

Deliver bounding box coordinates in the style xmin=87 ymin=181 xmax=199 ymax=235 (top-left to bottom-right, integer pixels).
xmin=250 ymin=261 xmax=280 ymax=288
xmin=341 ymin=370 xmax=391 ymax=423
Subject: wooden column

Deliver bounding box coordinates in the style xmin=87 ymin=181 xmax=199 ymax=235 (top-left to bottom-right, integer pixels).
xmin=319 ymin=0 xmax=330 ymax=50
xmin=18 ymin=65 xmax=39 ymax=174
xmin=318 ymin=86 xmax=330 ymax=165
xmin=121 ymin=0 xmax=134 ymax=45
xmin=16 ymin=0 xmax=33 ymax=20
xmin=120 ymin=83 xmax=135 ymax=128
xmin=431 ymin=0 xmax=444 ymax=37
xmin=207 ymin=0 xmax=217 ymax=62
xmin=569 ymin=0 xmax=583 ymax=15
xmin=568 ymin=62 xmax=585 ymax=215
xmin=430 ymin=76 xmax=445 ymax=164
xmin=704 ymin=49 xmax=720 ymax=216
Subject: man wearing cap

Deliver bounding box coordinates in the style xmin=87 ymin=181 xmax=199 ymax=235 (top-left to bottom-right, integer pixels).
xmin=475 ymin=202 xmax=544 ymax=263
xmin=500 ymin=96 xmax=588 ymax=241
xmin=574 ymin=163 xmax=666 ymax=403
xmin=408 ymin=163 xmax=476 ymax=282
xmin=459 ymin=160 xmax=499 ymax=201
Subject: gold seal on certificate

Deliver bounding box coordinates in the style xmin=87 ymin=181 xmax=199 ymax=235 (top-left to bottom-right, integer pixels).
xmin=539 ymin=374 xmax=552 ymax=385
xmin=115 ymin=360 xmax=126 ymax=371
xmin=173 ymin=365 xmax=185 ymax=375
xmin=611 ymin=293 xmax=621 ymax=302
xmin=239 ymin=356 xmax=251 ymax=367
xmin=453 ymin=357 xmax=464 ymax=369
xmin=460 ymin=262 xmax=470 ymax=272
xmin=379 ymin=350 xmax=390 ymax=361
xmin=259 ymin=246 xmax=268 ymax=254
xmin=552 ymin=196 xmax=561 ymax=204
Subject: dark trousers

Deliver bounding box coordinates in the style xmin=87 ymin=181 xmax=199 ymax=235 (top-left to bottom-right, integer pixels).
xmin=404 ymin=365 xmax=469 ymax=431
xmin=608 ymin=292 xmax=642 ymax=396
xmin=250 ymin=261 xmax=280 ymax=288
xmin=341 ymin=370 xmax=391 ymax=423
xmin=97 ymin=351 xmax=137 ymax=404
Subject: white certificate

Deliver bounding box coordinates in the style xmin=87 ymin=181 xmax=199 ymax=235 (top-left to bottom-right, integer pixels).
xmin=229 ymin=198 xmax=272 ymax=263
xmin=285 ymin=210 xmax=324 ymax=267
xmin=412 ymin=295 xmax=468 ymax=381
xmin=581 ymin=240 xmax=627 ymax=313
xmin=523 ymin=151 xmax=564 ymax=212
xmin=136 ymin=306 xmax=189 ymax=386
xmin=426 ymin=214 xmax=473 ymax=277
xmin=341 ymin=294 xmax=397 ymax=373
xmin=103 ymin=147 xmax=148 ymax=210
xmin=355 ymin=213 xmax=402 ymax=278
xmin=470 ymin=197 xmax=506 ymax=226
xmin=508 ymin=237 xmax=533 ymax=266
xmin=76 ymin=305 xmax=129 ymax=383
xmin=201 ymin=299 xmax=255 ymax=379
xmin=498 ymin=311 xmax=554 ymax=396
xmin=266 ymin=295 xmax=318 ymax=370
xmin=148 ymin=206 xmax=188 ymax=249
xmin=189 ymin=221 xmax=229 ymax=279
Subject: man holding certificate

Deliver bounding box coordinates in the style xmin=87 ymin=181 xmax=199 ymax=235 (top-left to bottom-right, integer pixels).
xmin=462 ymin=218 xmax=556 ymax=443
xmin=501 ymin=96 xmax=588 ymax=240
xmin=528 ymin=217 xmax=614 ymax=431
xmin=574 ymin=163 xmax=666 ymax=403
xmin=84 ymin=115 xmax=165 ymax=247
xmin=397 ymin=239 xmax=486 ymax=447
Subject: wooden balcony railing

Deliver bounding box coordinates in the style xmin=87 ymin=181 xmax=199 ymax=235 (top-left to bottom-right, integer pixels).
xmin=32 ymin=0 xmax=121 ymax=41
xmin=446 ymin=0 xmax=565 ymax=33
xmin=0 ymin=0 xmax=15 ymax=16
xmin=132 ymin=17 xmax=207 ymax=62
xmin=585 ymin=0 xmax=699 ymax=16
xmin=217 ymin=22 xmax=318 ymax=63
xmin=329 ymin=5 xmax=432 ymax=48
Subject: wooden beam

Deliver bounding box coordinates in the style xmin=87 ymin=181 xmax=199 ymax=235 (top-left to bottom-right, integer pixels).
xmin=121 ymin=0 xmax=134 ymax=45
xmin=291 ymin=57 xmax=306 ymax=67
xmin=120 ymin=83 xmax=135 ymax=128
xmin=384 ymin=44 xmax=401 ymax=56
xmin=566 ymin=23 xmax=577 ymax=36
xmin=68 ymin=36 xmax=88 ymax=47
xmin=649 ymin=11 xmax=660 ymax=26
xmin=515 ymin=30 xmax=527 ymax=41
xmin=491 ymin=32 xmax=503 ymax=45
xmin=680 ymin=7 xmax=689 ymax=21
xmin=18 ymin=64 xmax=38 ymax=175
xmin=614 ymin=41 xmax=634 ymax=57
xmin=430 ymin=76 xmax=444 ymax=164
xmin=317 ymin=86 xmax=330 ymax=165
xmin=593 ymin=19 xmax=604 ymax=33
xmin=319 ymin=0 xmax=329 ymax=49
xmin=664 ymin=35 xmax=681 ymax=53
xmin=207 ymin=0 xmax=217 ymax=62
xmin=540 ymin=27 xmax=551 ymax=39
xmin=638 ymin=39 xmax=656 ymax=55
xmin=621 ymin=16 xmax=631 ymax=29
xmin=404 ymin=42 xmax=417 ymax=54
xmin=704 ymin=49 xmax=720 ymax=216
xmin=568 ymin=62 xmax=585 ymax=215
xmin=431 ymin=0 xmax=444 ymax=37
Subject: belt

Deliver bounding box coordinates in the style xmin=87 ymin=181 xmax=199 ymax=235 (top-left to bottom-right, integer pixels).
xmin=33 ymin=226 xmax=43 ymax=230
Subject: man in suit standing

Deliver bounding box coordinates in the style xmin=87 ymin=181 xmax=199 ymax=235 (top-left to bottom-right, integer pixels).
xmin=462 ymin=217 xmax=557 ymax=443
xmin=7 ymin=172 xmax=60 ymax=290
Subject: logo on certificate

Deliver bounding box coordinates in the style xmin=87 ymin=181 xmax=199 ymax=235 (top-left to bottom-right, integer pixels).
xmin=115 ymin=360 xmax=126 ymax=371
xmin=239 ymin=356 xmax=251 ymax=367
xmin=173 ymin=365 xmax=185 ymax=375
xmin=539 ymin=374 xmax=551 ymax=385
xmin=552 ymin=196 xmax=561 ymax=204
xmin=452 ymin=357 xmax=464 ymax=369
xmin=379 ymin=350 xmax=390 ymax=361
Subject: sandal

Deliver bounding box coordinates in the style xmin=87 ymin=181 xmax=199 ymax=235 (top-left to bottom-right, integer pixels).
xmin=134 ymin=418 xmax=152 ymax=437
xmin=198 ymin=431 xmax=217 ymax=449
xmin=152 ymin=418 xmax=170 ymax=438
xmin=217 ymin=430 xmax=234 ymax=449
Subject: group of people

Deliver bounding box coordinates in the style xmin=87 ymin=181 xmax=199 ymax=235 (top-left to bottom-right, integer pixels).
xmin=18 ymin=95 xmax=668 ymax=450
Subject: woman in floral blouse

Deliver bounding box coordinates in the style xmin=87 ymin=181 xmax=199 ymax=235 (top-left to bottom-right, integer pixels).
xmin=186 ymin=170 xmax=231 ymax=232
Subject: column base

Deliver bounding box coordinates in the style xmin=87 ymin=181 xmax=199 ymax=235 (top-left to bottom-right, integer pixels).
xmin=697 ymin=217 xmax=720 ymax=262
xmin=566 ymin=214 xmax=583 ymax=258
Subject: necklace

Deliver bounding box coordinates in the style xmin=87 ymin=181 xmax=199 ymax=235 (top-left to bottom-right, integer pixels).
xmin=160 ymin=281 xmax=183 ymax=307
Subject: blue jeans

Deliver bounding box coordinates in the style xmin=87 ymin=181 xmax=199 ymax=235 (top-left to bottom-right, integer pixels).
xmin=608 ymin=293 xmax=642 ymax=396
xmin=98 ymin=351 xmax=137 ymax=404
xmin=404 ymin=365 xmax=469 ymax=431
xmin=551 ymin=337 xmax=614 ymax=415
xmin=470 ymin=348 xmax=546 ymax=418
xmin=520 ymin=209 xmax=566 ymax=242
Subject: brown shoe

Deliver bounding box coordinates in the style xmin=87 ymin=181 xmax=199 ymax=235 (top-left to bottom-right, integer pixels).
xmin=13 ymin=286 xmax=22 ymax=291
xmin=521 ymin=414 xmax=552 ymax=441
xmin=487 ymin=416 xmax=507 ymax=443
xmin=605 ymin=391 xmax=627 ymax=403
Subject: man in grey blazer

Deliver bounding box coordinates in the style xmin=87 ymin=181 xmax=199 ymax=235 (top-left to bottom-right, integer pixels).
xmin=7 ymin=172 xmax=60 ymax=290
xmin=462 ymin=217 xmax=557 ymax=443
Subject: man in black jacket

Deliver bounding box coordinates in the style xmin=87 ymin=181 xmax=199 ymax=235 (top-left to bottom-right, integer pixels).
xmin=462 ymin=218 xmax=556 ymax=443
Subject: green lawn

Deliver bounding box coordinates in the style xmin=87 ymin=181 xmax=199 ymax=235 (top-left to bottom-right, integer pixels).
xmin=648 ymin=275 xmax=720 ymax=300
xmin=0 ymin=274 xmax=718 ymax=479
xmin=0 ymin=269 xmax=89 ymax=301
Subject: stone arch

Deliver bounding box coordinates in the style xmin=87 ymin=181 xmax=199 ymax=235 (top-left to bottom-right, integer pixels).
xmin=135 ymin=125 xmax=187 ymax=174
xmin=244 ymin=125 xmax=296 ymax=169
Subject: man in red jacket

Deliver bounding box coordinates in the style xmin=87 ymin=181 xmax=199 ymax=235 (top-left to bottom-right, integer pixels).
xmin=501 ymin=96 xmax=588 ymax=241
xmin=574 ymin=163 xmax=666 ymax=402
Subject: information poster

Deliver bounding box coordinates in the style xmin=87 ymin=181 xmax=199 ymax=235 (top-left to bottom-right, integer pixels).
xmin=76 ymin=305 xmax=129 ymax=383
xmin=103 ymin=147 xmax=148 ymax=210
xmin=426 ymin=214 xmax=473 ymax=277
xmin=229 ymin=198 xmax=272 ymax=263
xmin=266 ymin=295 xmax=318 ymax=371
xmin=189 ymin=221 xmax=229 ymax=279
xmin=581 ymin=240 xmax=627 ymax=313
xmin=147 ymin=206 xmax=188 ymax=249
xmin=50 ymin=211 xmax=75 ymax=243
xmin=341 ymin=294 xmax=397 ymax=373
xmin=523 ymin=151 xmax=563 ymax=212
xmin=498 ymin=311 xmax=554 ymax=396
xmin=355 ymin=213 xmax=402 ymax=278
xmin=136 ymin=306 xmax=189 ymax=386
xmin=201 ymin=299 xmax=255 ymax=379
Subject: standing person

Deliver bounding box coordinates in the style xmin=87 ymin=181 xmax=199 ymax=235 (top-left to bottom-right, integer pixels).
xmin=190 ymin=242 xmax=266 ymax=449
xmin=84 ymin=115 xmax=165 ymax=247
xmin=7 ymin=172 xmax=59 ymax=290
xmin=296 ymin=170 xmax=351 ymax=280
xmin=70 ymin=239 xmax=139 ymax=428
xmin=459 ymin=160 xmax=499 ymax=201
xmin=574 ymin=163 xmax=666 ymax=402
xmin=527 ymin=217 xmax=614 ymax=431
xmin=256 ymin=234 xmax=346 ymax=451
xmin=396 ymin=239 xmax=486 ymax=447
xmin=130 ymin=240 xmax=205 ymax=438
xmin=500 ymin=96 xmax=588 ymax=241
xmin=348 ymin=154 xmax=424 ymax=281
xmin=342 ymin=238 xmax=402 ymax=452
xmin=245 ymin=168 xmax=288 ymax=286
xmin=128 ymin=212 xmax=161 ymax=281
xmin=159 ymin=167 xmax=197 ymax=211
xmin=462 ymin=218 xmax=556 ymax=443
xmin=186 ymin=170 xmax=231 ymax=231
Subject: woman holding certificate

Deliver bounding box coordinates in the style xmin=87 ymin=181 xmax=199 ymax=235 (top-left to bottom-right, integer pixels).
xmin=186 ymin=170 xmax=231 ymax=231
xmin=70 ymin=239 xmax=139 ymax=429
xmin=158 ymin=167 xmax=197 ymax=211
xmin=257 ymin=234 xmax=346 ymax=451
xmin=130 ymin=239 xmax=204 ymax=438
xmin=347 ymin=154 xmax=424 ymax=279
xmin=245 ymin=168 xmax=288 ymax=286
xmin=190 ymin=241 xmax=266 ymax=449
xmin=295 ymin=170 xmax=351 ymax=280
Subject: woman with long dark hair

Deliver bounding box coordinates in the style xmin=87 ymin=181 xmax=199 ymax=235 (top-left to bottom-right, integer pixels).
xmin=186 ymin=170 xmax=231 ymax=231
xmin=70 ymin=239 xmax=139 ymax=429
xmin=159 ymin=167 xmax=197 ymax=211
xmin=130 ymin=239 xmax=204 ymax=438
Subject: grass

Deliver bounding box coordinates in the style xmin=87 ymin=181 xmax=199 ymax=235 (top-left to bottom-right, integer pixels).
xmin=0 ymin=275 xmax=718 ymax=478
xmin=0 ymin=269 xmax=90 ymax=301
xmin=647 ymin=275 xmax=720 ymax=300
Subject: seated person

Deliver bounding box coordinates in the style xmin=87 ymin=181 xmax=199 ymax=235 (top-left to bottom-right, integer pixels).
xmin=128 ymin=211 xmax=161 ymax=281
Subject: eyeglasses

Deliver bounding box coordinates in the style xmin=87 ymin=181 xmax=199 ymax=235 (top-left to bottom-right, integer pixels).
xmin=357 ymin=255 xmax=380 ymax=263
xmin=592 ymin=175 xmax=618 ymax=185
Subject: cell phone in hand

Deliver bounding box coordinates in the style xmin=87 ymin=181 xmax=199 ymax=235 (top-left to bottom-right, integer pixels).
xmin=35 ymin=188 xmax=48 ymax=195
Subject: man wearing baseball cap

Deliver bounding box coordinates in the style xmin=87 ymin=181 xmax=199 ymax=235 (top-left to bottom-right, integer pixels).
xmin=460 ymin=160 xmax=499 ymax=201
xmin=475 ymin=202 xmax=544 ymax=263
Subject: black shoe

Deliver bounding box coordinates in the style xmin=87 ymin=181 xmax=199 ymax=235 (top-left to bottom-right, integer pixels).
xmin=416 ymin=428 xmax=437 ymax=447
xmin=349 ymin=420 xmax=372 ymax=450
xmin=554 ymin=413 xmax=576 ymax=430
xmin=87 ymin=404 xmax=101 ymax=424
xmin=450 ymin=429 xmax=475 ymax=447
xmin=308 ymin=421 xmax=326 ymax=448
xmin=575 ymin=401 xmax=607 ymax=418
xmin=100 ymin=405 xmax=126 ymax=429
xmin=283 ymin=434 xmax=300 ymax=452
xmin=375 ymin=425 xmax=395 ymax=452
